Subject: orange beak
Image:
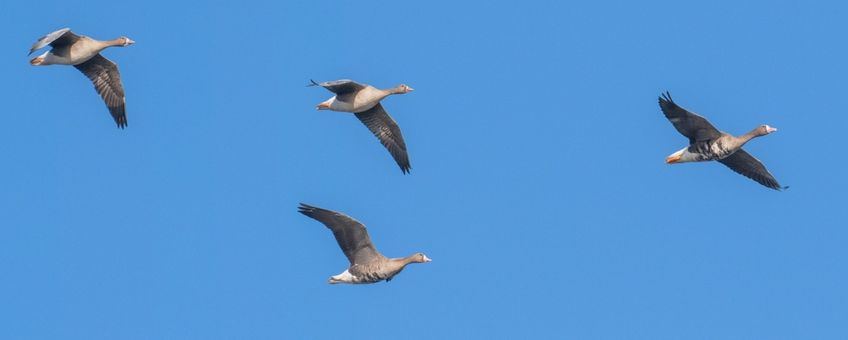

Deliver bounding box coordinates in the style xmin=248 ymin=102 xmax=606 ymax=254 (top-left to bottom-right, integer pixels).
xmin=666 ymin=154 xmax=682 ymax=164
xmin=30 ymin=57 xmax=44 ymax=65
xmin=316 ymin=102 xmax=330 ymax=110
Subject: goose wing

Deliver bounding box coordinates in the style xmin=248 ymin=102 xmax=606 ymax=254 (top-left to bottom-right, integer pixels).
xmin=298 ymin=203 xmax=383 ymax=265
xmin=30 ymin=28 xmax=79 ymax=55
xmin=355 ymin=103 xmax=411 ymax=174
xmin=309 ymin=79 xmax=366 ymax=95
xmin=74 ymin=54 xmax=128 ymax=128
xmin=718 ymin=149 xmax=783 ymax=190
xmin=659 ymin=92 xmax=722 ymax=143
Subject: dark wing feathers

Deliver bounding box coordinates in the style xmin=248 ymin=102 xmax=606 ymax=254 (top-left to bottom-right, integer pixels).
xmin=74 ymin=54 xmax=127 ymax=128
xmin=718 ymin=149 xmax=783 ymax=190
xmin=298 ymin=203 xmax=382 ymax=265
xmin=309 ymin=79 xmax=365 ymax=95
xmin=30 ymin=28 xmax=79 ymax=55
xmin=355 ymin=103 xmax=411 ymax=174
xmin=659 ymin=92 xmax=721 ymax=143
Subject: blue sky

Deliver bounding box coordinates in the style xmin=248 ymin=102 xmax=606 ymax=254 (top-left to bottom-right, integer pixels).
xmin=1 ymin=0 xmax=846 ymax=338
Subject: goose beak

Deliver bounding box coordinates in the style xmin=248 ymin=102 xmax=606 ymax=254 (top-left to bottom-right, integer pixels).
xmin=30 ymin=57 xmax=44 ymax=65
xmin=766 ymin=126 xmax=777 ymax=133
xmin=316 ymin=102 xmax=330 ymax=110
xmin=126 ymin=38 xmax=136 ymax=45
xmin=407 ymin=86 xmax=415 ymax=92
xmin=423 ymin=255 xmax=432 ymax=262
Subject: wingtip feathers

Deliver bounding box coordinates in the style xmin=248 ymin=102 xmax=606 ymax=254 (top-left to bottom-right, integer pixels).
xmin=659 ymin=91 xmax=673 ymax=104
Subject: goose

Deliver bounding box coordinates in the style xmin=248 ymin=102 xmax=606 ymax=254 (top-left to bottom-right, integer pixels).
xmin=29 ymin=28 xmax=134 ymax=128
xmin=659 ymin=92 xmax=784 ymax=190
xmin=298 ymin=203 xmax=431 ymax=284
xmin=309 ymin=79 xmax=414 ymax=174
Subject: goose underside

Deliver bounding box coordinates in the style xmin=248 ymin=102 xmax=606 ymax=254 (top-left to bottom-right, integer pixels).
xmin=670 ymin=140 xmax=735 ymax=163
xmin=329 ymin=267 xmax=399 ymax=284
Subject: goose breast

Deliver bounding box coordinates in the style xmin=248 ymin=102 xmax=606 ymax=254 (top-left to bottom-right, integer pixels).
xmin=348 ymin=86 xmax=388 ymax=113
xmin=67 ymin=37 xmax=107 ymax=65
xmin=44 ymin=37 xmax=104 ymax=65
xmin=686 ymin=135 xmax=737 ymax=161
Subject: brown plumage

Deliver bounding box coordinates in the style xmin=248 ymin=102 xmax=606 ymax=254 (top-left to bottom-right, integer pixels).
xmin=310 ymin=79 xmax=413 ymax=173
xmin=29 ymin=28 xmax=133 ymax=128
xmin=74 ymin=55 xmax=127 ymax=128
xmin=298 ymin=203 xmax=431 ymax=284
xmin=659 ymin=92 xmax=785 ymax=190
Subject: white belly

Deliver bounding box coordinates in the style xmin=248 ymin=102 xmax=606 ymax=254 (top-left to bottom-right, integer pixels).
xmin=326 ymin=97 xmax=355 ymax=112
xmin=325 ymin=87 xmax=386 ymax=113
xmin=329 ymin=269 xmax=358 ymax=284
xmin=327 ymin=96 xmax=381 ymax=113
xmin=41 ymin=44 xmax=101 ymax=66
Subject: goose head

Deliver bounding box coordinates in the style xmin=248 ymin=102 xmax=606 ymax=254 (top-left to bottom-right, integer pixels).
xmin=392 ymin=84 xmax=414 ymax=94
xmin=410 ymin=252 xmax=432 ymax=263
xmin=739 ymin=124 xmax=778 ymax=143
xmin=119 ymin=37 xmax=135 ymax=47
xmin=759 ymin=124 xmax=777 ymax=135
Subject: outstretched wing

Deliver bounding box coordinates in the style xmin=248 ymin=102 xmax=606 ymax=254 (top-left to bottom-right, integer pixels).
xmin=74 ymin=54 xmax=128 ymax=128
xmin=30 ymin=28 xmax=79 ymax=55
xmin=298 ymin=203 xmax=382 ymax=265
xmin=355 ymin=103 xmax=411 ymax=174
xmin=309 ymin=79 xmax=366 ymax=95
xmin=718 ymin=149 xmax=783 ymax=190
xmin=659 ymin=92 xmax=722 ymax=143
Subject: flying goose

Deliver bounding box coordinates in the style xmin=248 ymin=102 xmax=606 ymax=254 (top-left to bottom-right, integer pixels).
xmin=298 ymin=203 xmax=431 ymax=284
xmin=309 ymin=79 xmax=414 ymax=174
xmin=659 ymin=92 xmax=785 ymax=190
xmin=29 ymin=28 xmax=134 ymax=128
